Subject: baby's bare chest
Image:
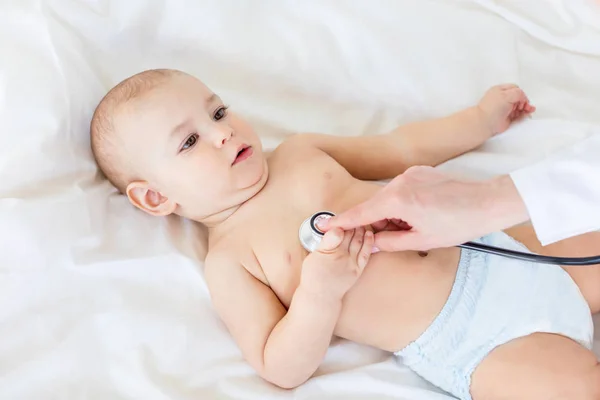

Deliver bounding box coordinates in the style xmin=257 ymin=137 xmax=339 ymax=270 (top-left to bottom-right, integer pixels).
xmin=238 ymin=151 xmax=381 ymax=307
xmin=224 ymin=149 xmax=460 ymax=350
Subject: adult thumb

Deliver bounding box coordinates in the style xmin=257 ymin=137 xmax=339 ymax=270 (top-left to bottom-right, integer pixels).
xmin=374 ymin=230 xmax=426 ymax=252
xmin=318 ymin=228 xmax=344 ymax=252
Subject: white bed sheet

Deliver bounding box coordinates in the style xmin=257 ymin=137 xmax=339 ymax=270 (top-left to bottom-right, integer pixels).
xmin=0 ymin=0 xmax=599 ymax=399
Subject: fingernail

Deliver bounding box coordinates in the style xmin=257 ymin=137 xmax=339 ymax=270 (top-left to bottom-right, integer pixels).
xmin=316 ymin=219 xmax=329 ymax=229
xmin=372 ymin=246 xmax=380 ymax=253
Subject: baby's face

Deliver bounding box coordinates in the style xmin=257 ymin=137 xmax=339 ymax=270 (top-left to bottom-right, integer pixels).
xmin=118 ymin=73 xmax=267 ymax=221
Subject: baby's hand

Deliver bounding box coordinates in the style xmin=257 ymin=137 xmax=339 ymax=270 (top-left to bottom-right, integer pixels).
xmin=477 ymin=84 xmax=536 ymax=136
xmin=300 ymin=227 xmax=374 ymax=302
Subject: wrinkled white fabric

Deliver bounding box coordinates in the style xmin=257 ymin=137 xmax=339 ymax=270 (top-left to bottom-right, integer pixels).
xmin=0 ymin=1 xmax=598 ymax=399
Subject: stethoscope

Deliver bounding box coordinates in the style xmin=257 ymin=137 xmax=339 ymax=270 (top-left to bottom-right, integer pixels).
xmin=299 ymin=211 xmax=600 ymax=266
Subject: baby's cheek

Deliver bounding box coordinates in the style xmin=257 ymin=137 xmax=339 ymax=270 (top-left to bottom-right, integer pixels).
xmin=233 ymin=116 xmax=258 ymax=141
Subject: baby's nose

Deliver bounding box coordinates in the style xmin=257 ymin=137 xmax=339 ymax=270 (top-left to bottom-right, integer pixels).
xmin=211 ymin=125 xmax=233 ymax=147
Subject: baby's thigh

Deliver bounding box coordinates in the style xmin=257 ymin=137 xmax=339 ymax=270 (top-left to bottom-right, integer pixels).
xmin=470 ymin=333 xmax=600 ymax=400
xmin=554 ymin=231 xmax=600 ymax=314
xmin=504 ymin=224 xmax=600 ymax=314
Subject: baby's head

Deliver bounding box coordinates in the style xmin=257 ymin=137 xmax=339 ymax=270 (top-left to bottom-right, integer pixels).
xmin=90 ymin=69 xmax=268 ymax=224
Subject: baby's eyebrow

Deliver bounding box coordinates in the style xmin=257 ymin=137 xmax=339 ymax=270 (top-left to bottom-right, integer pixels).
xmin=206 ymin=93 xmax=218 ymax=103
xmin=170 ymin=119 xmax=191 ymax=139
xmin=169 ymin=93 xmax=222 ymax=139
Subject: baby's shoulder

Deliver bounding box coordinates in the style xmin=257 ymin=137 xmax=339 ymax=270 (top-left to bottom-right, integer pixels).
xmin=269 ymin=133 xmax=335 ymax=168
xmin=274 ymin=133 xmax=328 ymax=156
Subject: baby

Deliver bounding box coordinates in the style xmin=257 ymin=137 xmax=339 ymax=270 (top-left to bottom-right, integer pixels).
xmin=90 ymin=69 xmax=600 ymax=400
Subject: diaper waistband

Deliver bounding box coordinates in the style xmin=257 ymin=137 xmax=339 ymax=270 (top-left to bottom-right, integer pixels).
xmin=395 ymin=240 xmax=489 ymax=359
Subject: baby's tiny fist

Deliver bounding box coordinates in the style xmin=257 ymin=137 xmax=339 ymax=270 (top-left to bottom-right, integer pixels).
xmin=319 ymin=228 xmax=344 ymax=251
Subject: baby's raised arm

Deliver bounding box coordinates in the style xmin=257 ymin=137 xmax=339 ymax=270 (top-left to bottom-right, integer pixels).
xmin=292 ymin=84 xmax=535 ymax=182
xmin=205 ymin=227 xmax=373 ymax=389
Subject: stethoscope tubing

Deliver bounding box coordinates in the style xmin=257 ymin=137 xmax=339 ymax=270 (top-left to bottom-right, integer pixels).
xmin=458 ymin=241 xmax=600 ymax=266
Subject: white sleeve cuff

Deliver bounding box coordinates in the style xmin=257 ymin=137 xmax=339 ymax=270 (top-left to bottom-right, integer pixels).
xmin=509 ymin=133 xmax=600 ymax=246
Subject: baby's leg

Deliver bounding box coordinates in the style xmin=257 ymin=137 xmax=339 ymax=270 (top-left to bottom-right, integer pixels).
xmin=505 ymin=224 xmax=600 ymax=313
xmin=470 ymin=333 xmax=600 ymax=399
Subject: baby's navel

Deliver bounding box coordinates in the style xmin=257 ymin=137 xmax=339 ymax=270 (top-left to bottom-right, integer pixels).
xmin=418 ymin=251 xmax=429 ymax=257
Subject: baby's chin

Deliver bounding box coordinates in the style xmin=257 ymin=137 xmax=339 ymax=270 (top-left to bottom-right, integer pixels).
xmin=190 ymin=164 xmax=269 ymax=226
xmin=238 ymin=157 xmax=269 ymax=196
xmin=185 ymin=158 xmax=269 ymax=224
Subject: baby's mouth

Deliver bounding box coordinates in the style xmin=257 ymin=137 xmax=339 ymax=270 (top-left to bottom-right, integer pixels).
xmin=232 ymin=145 xmax=253 ymax=165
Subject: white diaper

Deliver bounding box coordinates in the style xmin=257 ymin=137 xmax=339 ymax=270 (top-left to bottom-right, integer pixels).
xmin=394 ymin=232 xmax=595 ymax=400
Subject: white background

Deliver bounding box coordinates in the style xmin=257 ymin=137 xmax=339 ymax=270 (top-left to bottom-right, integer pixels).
xmin=1 ymin=1 xmax=599 ymax=399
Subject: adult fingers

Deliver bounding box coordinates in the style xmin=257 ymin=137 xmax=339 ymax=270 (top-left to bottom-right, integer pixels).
xmin=319 ymin=195 xmax=391 ymax=231
xmin=373 ymin=230 xmax=431 ymax=252
xmin=375 ymin=219 xmax=411 ymax=232
xmin=390 ymin=219 xmax=412 ymax=230
xmin=370 ymin=219 xmax=390 ymax=232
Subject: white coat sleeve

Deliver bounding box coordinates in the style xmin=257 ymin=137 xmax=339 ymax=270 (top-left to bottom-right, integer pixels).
xmin=509 ymin=133 xmax=600 ymax=246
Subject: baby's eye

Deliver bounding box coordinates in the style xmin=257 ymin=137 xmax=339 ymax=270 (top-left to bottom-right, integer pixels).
xmin=181 ymin=133 xmax=198 ymax=151
xmin=213 ymin=106 xmax=228 ymax=121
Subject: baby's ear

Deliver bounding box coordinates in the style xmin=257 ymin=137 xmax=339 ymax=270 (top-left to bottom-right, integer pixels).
xmin=125 ymin=181 xmax=176 ymax=216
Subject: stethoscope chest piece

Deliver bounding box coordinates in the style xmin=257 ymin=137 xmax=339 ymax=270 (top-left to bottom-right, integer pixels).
xmin=299 ymin=211 xmax=335 ymax=252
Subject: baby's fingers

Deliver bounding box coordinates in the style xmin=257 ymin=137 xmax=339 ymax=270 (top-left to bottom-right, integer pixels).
xmin=498 ymin=83 xmax=519 ymax=90
xmin=504 ymin=88 xmax=528 ymax=106
xmin=336 ymin=228 xmax=355 ymax=254
xmin=349 ymin=226 xmax=365 ymax=260
xmin=357 ymin=230 xmax=375 ymax=270
xmin=318 ymin=228 xmax=345 ymax=252
xmin=509 ymin=105 xmax=519 ymax=121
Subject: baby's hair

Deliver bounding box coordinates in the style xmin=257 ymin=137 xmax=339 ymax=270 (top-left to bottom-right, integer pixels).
xmin=90 ymin=68 xmax=183 ymax=193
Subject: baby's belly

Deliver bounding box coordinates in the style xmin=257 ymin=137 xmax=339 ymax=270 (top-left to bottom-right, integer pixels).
xmin=334 ymin=246 xmax=461 ymax=352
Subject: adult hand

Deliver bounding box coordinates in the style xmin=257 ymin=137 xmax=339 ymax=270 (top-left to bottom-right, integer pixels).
xmin=318 ymin=166 xmax=530 ymax=252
